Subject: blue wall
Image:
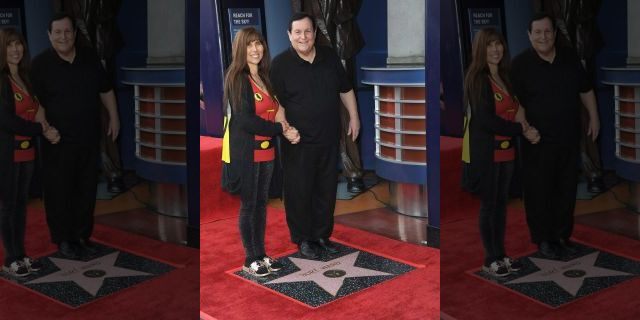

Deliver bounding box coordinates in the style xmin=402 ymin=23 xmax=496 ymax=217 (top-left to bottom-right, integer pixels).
xmin=200 ymin=0 xmax=224 ymax=137
xmin=264 ymin=1 xmax=291 ymax=57
xmin=503 ymin=0 xmax=533 ymax=57
xmin=440 ymin=0 xmax=464 ymax=137
xmin=23 ymin=0 xmax=53 ymax=56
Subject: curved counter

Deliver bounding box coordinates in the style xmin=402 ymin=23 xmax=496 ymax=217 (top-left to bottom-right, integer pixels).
xmin=602 ymin=66 xmax=640 ymax=211
xmin=121 ymin=66 xmax=186 ymax=216
xmin=601 ymin=66 xmax=640 ymax=182
xmin=362 ymin=66 xmax=427 ymax=217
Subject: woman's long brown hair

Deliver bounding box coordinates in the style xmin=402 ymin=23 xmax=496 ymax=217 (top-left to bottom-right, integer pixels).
xmin=463 ymin=28 xmax=513 ymax=111
xmin=0 ymin=28 xmax=34 ymax=99
xmin=223 ymin=27 xmax=275 ymax=114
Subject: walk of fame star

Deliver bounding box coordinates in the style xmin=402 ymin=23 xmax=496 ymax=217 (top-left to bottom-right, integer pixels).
xmin=266 ymin=251 xmax=393 ymax=296
xmin=506 ymin=251 xmax=631 ymax=296
xmin=27 ymin=252 xmax=151 ymax=296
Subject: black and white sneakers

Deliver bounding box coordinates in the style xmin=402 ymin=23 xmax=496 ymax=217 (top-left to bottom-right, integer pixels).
xmin=482 ymin=260 xmax=510 ymax=277
xmin=242 ymin=256 xmax=285 ymax=277
xmin=242 ymin=260 xmax=271 ymax=277
xmin=2 ymin=256 xmax=44 ymax=277
xmin=2 ymin=260 xmax=30 ymax=277
xmin=482 ymin=256 xmax=523 ymax=277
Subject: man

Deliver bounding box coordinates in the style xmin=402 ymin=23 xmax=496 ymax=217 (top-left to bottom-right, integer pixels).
xmin=511 ymin=13 xmax=600 ymax=259
xmin=291 ymin=0 xmax=367 ymax=193
xmin=271 ymin=12 xmax=360 ymax=259
xmin=56 ymin=0 xmax=126 ymax=193
xmin=31 ymin=13 xmax=120 ymax=259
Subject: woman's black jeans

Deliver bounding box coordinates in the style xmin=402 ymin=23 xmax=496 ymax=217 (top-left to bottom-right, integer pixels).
xmin=238 ymin=161 xmax=274 ymax=263
xmin=479 ymin=161 xmax=514 ymax=266
xmin=0 ymin=161 xmax=34 ymax=265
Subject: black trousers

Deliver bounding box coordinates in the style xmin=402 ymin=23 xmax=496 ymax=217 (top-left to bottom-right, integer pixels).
xmin=0 ymin=161 xmax=34 ymax=265
xmin=479 ymin=161 xmax=514 ymax=265
xmin=42 ymin=142 xmax=98 ymax=244
xmin=239 ymin=161 xmax=274 ymax=262
xmin=523 ymin=142 xmax=578 ymax=244
xmin=283 ymin=143 xmax=338 ymax=244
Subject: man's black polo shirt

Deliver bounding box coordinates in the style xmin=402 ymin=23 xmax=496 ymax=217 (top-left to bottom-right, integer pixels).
xmin=31 ymin=46 xmax=111 ymax=145
xmin=511 ymin=46 xmax=591 ymax=145
xmin=270 ymin=45 xmax=352 ymax=145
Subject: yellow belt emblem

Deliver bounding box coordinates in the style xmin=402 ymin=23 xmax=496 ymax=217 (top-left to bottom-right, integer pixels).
xmin=260 ymin=141 xmax=270 ymax=149
xmin=254 ymin=92 xmax=263 ymax=102
xmin=494 ymin=92 xmax=503 ymax=102
xmin=20 ymin=140 xmax=30 ymax=149
xmin=14 ymin=92 xmax=23 ymax=102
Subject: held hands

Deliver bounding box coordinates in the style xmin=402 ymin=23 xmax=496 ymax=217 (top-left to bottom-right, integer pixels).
xmin=40 ymin=121 xmax=61 ymax=144
xmin=521 ymin=121 xmax=540 ymax=144
xmin=280 ymin=121 xmax=300 ymax=144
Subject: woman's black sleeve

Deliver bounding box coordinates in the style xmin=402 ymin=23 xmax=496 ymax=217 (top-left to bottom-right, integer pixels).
xmin=0 ymin=81 xmax=43 ymax=137
xmin=232 ymin=82 xmax=283 ymax=137
xmin=471 ymin=80 xmax=522 ymax=137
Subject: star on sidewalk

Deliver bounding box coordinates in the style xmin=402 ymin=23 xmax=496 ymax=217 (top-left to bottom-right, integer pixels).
xmin=506 ymin=251 xmax=632 ymax=296
xmin=266 ymin=251 xmax=393 ymax=296
xmin=27 ymin=252 xmax=151 ymax=296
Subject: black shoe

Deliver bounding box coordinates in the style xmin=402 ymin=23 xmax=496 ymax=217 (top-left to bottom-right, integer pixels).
xmin=298 ymin=241 xmax=319 ymax=259
xmin=346 ymin=177 xmax=365 ymax=193
xmin=2 ymin=260 xmax=30 ymax=277
xmin=587 ymin=176 xmax=605 ymax=193
xmin=538 ymin=241 xmax=560 ymax=259
xmin=315 ymin=238 xmax=339 ymax=254
xmin=558 ymin=238 xmax=579 ymax=255
xmin=107 ymin=176 xmax=125 ymax=193
xmin=58 ymin=241 xmax=80 ymax=259
xmin=78 ymin=238 xmax=99 ymax=255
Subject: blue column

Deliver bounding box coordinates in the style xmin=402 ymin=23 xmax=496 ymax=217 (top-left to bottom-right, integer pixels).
xmin=200 ymin=0 xmax=224 ymax=137
xmin=187 ymin=0 xmax=200 ymax=247
xmin=426 ymin=0 xmax=440 ymax=247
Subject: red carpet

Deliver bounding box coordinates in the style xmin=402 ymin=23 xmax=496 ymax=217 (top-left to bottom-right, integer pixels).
xmin=200 ymin=207 xmax=440 ymax=319
xmin=0 ymin=208 xmax=199 ymax=319
xmin=440 ymin=136 xmax=479 ymax=224
xmin=441 ymin=205 xmax=640 ymax=319
xmin=200 ymin=136 xmax=241 ymax=224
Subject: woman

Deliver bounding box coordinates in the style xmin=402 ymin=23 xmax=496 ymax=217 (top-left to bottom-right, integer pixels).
xmin=222 ymin=27 xmax=299 ymax=277
xmin=0 ymin=28 xmax=57 ymax=277
xmin=461 ymin=28 xmax=538 ymax=277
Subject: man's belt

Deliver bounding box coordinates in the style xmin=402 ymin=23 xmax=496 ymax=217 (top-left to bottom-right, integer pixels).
xmin=254 ymin=139 xmax=273 ymax=150
xmin=15 ymin=139 xmax=33 ymax=150
xmin=494 ymin=139 xmax=513 ymax=150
